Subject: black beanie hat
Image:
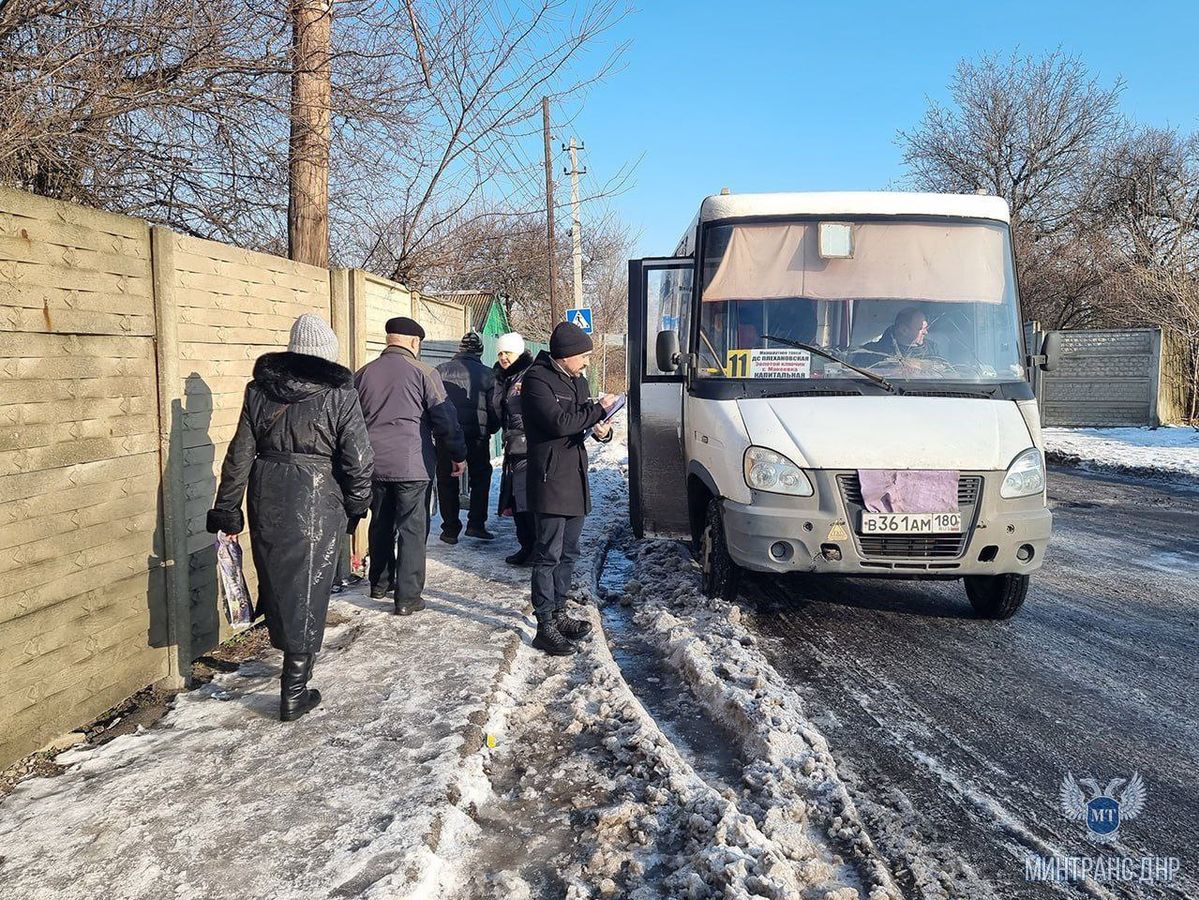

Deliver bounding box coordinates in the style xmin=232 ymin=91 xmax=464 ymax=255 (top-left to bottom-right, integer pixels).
xmin=550 ymin=321 xmax=593 ymax=358
xmin=458 ymin=331 xmax=484 ymax=354
xmin=385 ymin=316 xmax=425 ymax=339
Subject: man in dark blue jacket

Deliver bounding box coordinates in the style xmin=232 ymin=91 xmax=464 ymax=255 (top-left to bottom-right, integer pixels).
xmin=436 ymin=332 xmax=500 ymax=543
xmin=355 ymin=317 xmax=466 ymax=615
xmin=522 ymin=321 xmax=619 ymax=655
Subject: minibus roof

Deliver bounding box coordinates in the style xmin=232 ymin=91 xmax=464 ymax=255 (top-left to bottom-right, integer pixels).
xmin=698 ymin=191 xmax=1011 ymax=224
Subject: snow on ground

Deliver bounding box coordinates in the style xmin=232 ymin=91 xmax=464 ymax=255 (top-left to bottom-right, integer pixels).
xmin=0 ymin=521 xmax=535 ymax=898
xmin=1043 ymin=425 xmax=1199 ymax=479
xmin=0 ymin=416 xmax=894 ymax=899
xmin=573 ymin=426 xmax=897 ymax=899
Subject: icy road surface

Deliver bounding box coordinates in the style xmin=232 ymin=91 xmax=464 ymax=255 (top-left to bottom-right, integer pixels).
xmin=744 ymin=468 xmax=1199 ymax=899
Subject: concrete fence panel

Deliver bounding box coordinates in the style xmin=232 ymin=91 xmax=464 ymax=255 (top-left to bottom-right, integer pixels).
xmin=416 ymin=295 xmax=468 ymax=342
xmin=168 ymin=232 xmax=332 ymax=656
xmin=1 ymin=188 xmax=486 ymax=769
xmin=0 ymin=188 xmax=170 ymax=768
xmin=1039 ymin=328 xmax=1162 ymax=427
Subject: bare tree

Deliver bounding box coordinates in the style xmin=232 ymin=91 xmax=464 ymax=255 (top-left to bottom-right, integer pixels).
xmin=899 ymin=50 xmax=1127 ymax=329
xmin=1 ymin=0 xmax=631 ymax=270
xmin=340 ymin=0 xmax=631 ymax=285
xmin=1094 ymin=127 xmax=1199 ymax=269
xmin=1117 ymin=263 xmax=1199 ymax=422
xmin=0 ymin=0 xmax=293 ymax=244
xmin=899 ymin=49 xmax=1122 ymax=229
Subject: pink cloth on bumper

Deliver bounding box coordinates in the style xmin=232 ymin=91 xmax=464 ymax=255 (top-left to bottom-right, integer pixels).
xmin=857 ymin=470 xmax=959 ymax=513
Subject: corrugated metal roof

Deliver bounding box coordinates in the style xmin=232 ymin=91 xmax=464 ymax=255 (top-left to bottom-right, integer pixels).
xmin=424 ymin=291 xmax=506 ymax=332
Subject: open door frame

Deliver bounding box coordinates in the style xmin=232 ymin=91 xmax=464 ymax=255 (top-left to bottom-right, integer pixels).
xmin=628 ymin=256 xmax=694 ymax=539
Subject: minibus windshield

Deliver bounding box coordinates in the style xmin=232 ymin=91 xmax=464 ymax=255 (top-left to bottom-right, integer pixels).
xmin=695 ymin=218 xmax=1026 ymax=383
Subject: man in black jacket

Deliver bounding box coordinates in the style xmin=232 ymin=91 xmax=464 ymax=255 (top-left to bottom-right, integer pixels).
xmin=436 ymin=332 xmax=500 ymax=543
xmin=523 ymin=321 xmax=619 ymax=656
xmin=355 ymin=317 xmax=467 ymax=615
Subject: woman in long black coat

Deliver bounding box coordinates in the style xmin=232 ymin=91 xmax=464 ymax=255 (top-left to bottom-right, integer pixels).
xmin=207 ymin=314 xmax=373 ymax=721
xmin=493 ymin=334 xmax=535 ymax=565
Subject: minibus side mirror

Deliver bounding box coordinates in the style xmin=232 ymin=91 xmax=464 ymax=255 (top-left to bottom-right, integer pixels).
xmin=1040 ymin=332 xmax=1062 ymax=372
xmin=655 ymin=330 xmax=681 ymax=373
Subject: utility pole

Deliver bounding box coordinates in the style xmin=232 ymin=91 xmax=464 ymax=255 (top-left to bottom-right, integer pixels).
xmin=542 ymin=97 xmax=560 ymax=326
xmin=288 ymin=0 xmax=333 ymax=267
xmin=564 ymin=137 xmax=586 ymax=311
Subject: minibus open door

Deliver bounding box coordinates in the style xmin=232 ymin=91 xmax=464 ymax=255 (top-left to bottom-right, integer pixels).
xmin=628 ymin=257 xmax=694 ymax=540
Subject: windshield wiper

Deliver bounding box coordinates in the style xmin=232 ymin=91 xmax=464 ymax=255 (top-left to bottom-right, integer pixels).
xmin=762 ymin=335 xmax=897 ymax=394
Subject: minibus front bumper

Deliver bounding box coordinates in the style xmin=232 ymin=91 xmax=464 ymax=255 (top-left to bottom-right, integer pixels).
xmin=721 ymin=470 xmax=1052 ymax=577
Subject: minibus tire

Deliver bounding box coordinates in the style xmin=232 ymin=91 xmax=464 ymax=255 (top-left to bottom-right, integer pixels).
xmin=965 ymin=573 xmax=1029 ymax=620
xmin=702 ymin=499 xmax=741 ymax=602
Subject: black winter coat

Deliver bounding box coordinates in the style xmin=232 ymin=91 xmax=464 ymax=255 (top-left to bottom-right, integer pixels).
xmin=207 ymin=352 xmax=373 ymax=653
xmin=522 ymin=351 xmax=608 ymax=517
xmin=495 ymin=352 xmax=534 ymax=516
xmin=437 ymin=352 xmax=500 ymax=442
xmin=495 ymin=351 xmax=533 ymax=456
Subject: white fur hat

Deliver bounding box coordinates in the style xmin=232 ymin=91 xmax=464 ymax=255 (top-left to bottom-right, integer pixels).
xmin=495 ymin=332 xmax=526 ymax=356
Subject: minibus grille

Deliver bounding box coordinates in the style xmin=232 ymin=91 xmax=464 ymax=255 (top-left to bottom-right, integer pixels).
xmin=836 ymin=474 xmax=984 ymax=560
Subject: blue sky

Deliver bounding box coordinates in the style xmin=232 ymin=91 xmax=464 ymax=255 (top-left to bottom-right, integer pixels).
xmin=564 ymin=0 xmax=1199 ymax=257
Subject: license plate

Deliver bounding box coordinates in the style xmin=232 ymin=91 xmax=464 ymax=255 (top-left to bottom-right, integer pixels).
xmin=861 ymin=512 xmax=962 ymax=534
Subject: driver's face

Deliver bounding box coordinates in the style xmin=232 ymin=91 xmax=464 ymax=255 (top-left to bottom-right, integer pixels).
xmin=900 ymin=318 xmax=929 ymax=346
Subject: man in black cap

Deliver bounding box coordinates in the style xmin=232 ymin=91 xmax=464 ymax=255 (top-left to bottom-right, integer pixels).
xmin=522 ymin=320 xmax=620 ymax=655
xmin=435 ymin=332 xmax=500 ymax=543
xmin=355 ymin=317 xmax=467 ymax=615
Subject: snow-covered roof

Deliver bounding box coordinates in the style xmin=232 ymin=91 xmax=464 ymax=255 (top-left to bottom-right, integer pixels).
xmin=698 ymin=191 xmax=1011 ymax=224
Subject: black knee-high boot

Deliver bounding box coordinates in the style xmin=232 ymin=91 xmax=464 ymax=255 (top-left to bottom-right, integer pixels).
xmin=280 ymin=652 xmax=322 ymax=722
xmin=507 ymin=512 xmax=535 ymax=565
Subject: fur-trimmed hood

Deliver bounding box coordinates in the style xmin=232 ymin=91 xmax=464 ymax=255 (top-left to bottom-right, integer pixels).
xmin=494 ymin=349 xmax=534 ymax=382
xmin=253 ymin=351 xmax=353 ymax=403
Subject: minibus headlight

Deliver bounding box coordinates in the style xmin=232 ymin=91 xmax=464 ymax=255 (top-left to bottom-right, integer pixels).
xmin=1000 ymin=448 xmax=1046 ymax=499
xmin=743 ymin=447 xmax=814 ymax=496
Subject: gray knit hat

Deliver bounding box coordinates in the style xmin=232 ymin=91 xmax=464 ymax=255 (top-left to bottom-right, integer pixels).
xmin=288 ymin=313 xmax=339 ymax=363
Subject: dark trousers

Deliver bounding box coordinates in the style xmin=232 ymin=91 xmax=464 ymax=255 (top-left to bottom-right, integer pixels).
xmin=530 ymin=514 xmax=585 ymax=620
xmin=437 ymin=437 xmax=492 ymax=534
xmin=514 ymin=511 xmax=535 ymax=553
xmin=368 ymin=481 xmax=430 ymax=603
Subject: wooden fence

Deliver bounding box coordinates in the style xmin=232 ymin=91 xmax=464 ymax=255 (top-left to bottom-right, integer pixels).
xmin=0 ymin=187 xmax=451 ymax=768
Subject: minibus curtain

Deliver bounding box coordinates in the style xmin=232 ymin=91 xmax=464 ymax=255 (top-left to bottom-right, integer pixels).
xmin=703 ymin=221 xmax=1007 ymax=304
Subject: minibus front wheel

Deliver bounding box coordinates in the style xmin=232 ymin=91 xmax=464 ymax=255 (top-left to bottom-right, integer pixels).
xmin=965 ymin=573 xmax=1029 ymax=620
xmin=702 ymin=499 xmax=742 ymax=602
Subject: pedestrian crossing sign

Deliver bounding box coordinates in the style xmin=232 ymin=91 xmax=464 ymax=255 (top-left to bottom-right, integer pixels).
xmin=566 ymin=307 xmax=593 ymax=333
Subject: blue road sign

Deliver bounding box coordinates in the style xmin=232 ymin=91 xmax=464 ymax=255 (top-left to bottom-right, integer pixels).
xmin=566 ymin=307 xmax=593 ymax=333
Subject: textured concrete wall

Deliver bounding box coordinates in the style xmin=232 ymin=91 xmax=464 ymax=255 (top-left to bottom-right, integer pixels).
xmin=1039 ymin=329 xmax=1162 ymax=427
xmin=416 ymin=295 xmax=467 ymax=342
xmin=0 ymin=189 xmax=334 ymax=769
xmin=1 ymin=187 xmax=482 ymax=768
xmin=0 ymin=188 xmax=170 ymax=768
xmin=169 ymin=233 xmax=331 ymax=655
xmin=361 ymin=273 xmax=412 ymax=361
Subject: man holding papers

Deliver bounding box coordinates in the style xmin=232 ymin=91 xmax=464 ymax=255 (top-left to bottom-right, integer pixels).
xmin=522 ymin=321 xmax=621 ymax=656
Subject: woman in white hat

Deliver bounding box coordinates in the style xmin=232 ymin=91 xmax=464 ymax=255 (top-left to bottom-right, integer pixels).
xmin=493 ymin=332 xmax=536 ymax=564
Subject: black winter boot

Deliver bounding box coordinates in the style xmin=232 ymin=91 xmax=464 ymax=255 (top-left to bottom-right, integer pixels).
xmin=531 ymin=619 xmax=577 ymax=656
xmin=554 ymin=609 xmax=593 ymax=642
xmin=394 ymin=597 xmax=427 ymax=616
xmin=280 ymin=652 xmax=322 ymax=722
xmin=505 ymin=547 xmax=533 ymax=566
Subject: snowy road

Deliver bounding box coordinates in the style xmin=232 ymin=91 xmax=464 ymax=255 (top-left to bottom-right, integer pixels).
xmin=741 ymin=469 xmax=1199 ymax=898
